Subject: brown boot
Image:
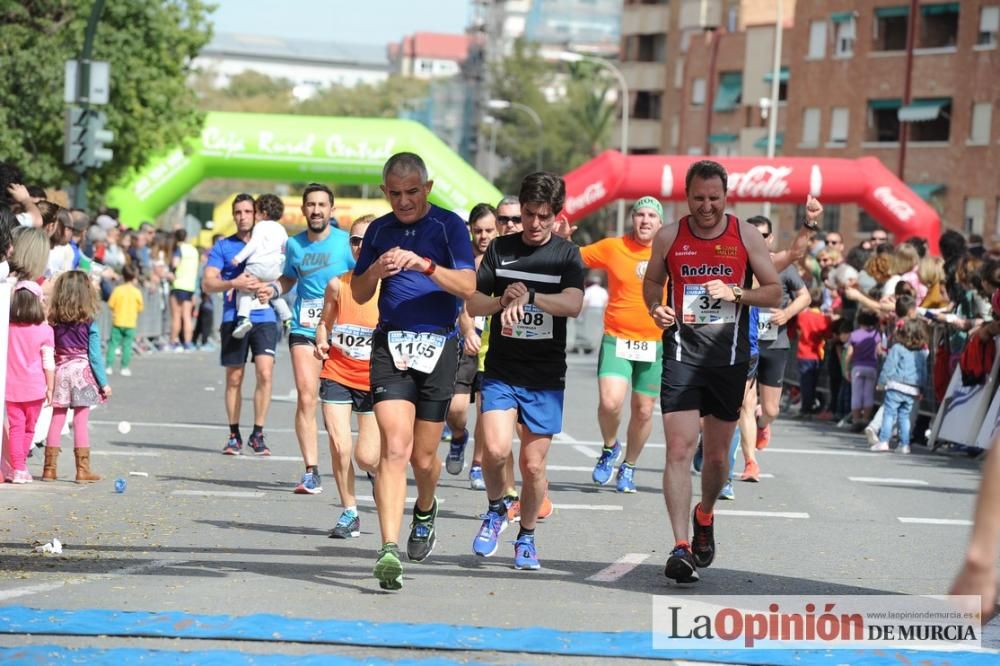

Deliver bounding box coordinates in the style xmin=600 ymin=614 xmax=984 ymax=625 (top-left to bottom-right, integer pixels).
xmin=74 ymin=448 xmax=101 ymax=483
xmin=42 ymin=447 xmax=60 ymax=481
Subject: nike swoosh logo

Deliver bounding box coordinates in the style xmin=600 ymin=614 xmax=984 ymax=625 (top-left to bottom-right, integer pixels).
xmin=501 ymin=259 xmax=518 ymax=266
xmin=299 ymin=266 xmax=326 ymax=278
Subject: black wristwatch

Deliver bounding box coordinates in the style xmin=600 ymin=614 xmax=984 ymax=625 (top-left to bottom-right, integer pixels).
xmin=528 ymin=288 xmax=536 ymax=305
xmin=803 ymin=219 xmax=820 ymax=232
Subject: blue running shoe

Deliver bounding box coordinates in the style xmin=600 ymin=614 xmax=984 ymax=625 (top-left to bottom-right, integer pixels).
xmin=247 ymin=431 xmax=270 ymax=456
xmin=692 ymin=441 xmax=704 ymax=473
xmin=441 ymin=424 xmax=452 ymax=442
xmin=294 ymin=471 xmax=322 ymax=495
xmin=329 ymin=510 xmax=360 ymax=538
xmin=473 ymin=509 xmax=508 ymax=557
xmin=446 ymin=429 xmax=468 ymax=475
xmin=718 ymin=480 xmax=735 ymax=500
xmin=514 ymin=534 xmax=540 ymax=570
xmin=615 ymin=463 xmax=637 ymax=493
xmin=469 ymin=464 xmax=486 ymax=490
xmin=592 ymin=441 xmax=622 ymax=486
xmin=222 ymin=434 xmax=242 ymax=456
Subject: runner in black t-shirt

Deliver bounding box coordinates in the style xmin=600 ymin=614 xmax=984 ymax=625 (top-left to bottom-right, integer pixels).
xmin=466 ymin=172 xmax=585 ymax=570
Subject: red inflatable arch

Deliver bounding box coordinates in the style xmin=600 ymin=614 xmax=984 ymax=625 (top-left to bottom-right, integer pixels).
xmin=562 ymin=152 xmax=941 ymax=254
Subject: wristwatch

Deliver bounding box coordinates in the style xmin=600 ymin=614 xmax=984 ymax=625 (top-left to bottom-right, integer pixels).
xmin=732 ymin=286 xmax=743 ymax=304
xmin=528 ymin=288 xmax=536 ymax=305
xmin=423 ymin=257 xmax=436 ymax=276
xmin=803 ymin=219 xmax=820 ymax=232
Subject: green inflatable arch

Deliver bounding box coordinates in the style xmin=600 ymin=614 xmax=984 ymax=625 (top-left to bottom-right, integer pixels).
xmin=106 ymin=112 xmax=502 ymax=227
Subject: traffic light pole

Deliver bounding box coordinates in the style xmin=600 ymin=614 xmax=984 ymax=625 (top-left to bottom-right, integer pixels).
xmin=72 ymin=0 xmax=107 ymax=210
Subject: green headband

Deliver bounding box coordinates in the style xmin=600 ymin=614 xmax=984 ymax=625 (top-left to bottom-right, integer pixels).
xmin=632 ymin=196 xmax=663 ymax=220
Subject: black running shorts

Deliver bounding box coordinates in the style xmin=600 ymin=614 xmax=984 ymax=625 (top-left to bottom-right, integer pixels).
xmin=370 ymin=331 xmax=460 ymax=422
xmin=660 ymin=359 xmax=750 ymax=422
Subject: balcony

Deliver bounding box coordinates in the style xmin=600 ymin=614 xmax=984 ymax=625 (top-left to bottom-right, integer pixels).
xmin=622 ymin=119 xmax=664 ymax=152
xmin=621 ymin=61 xmax=667 ymax=91
xmin=621 ymin=3 xmax=670 ymax=36
xmin=679 ymin=0 xmax=723 ymax=31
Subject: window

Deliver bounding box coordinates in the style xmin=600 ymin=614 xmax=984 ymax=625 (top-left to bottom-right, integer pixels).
xmin=713 ymin=72 xmax=742 ymax=112
xmin=832 ymin=15 xmax=856 ymax=56
xmin=691 ymin=78 xmax=706 ymax=106
xmin=829 ymin=107 xmax=849 ymax=144
xmin=801 ymin=107 xmax=821 ymax=147
xmin=762 ymin=68 xmax=789 ymax=102
xmin=918 ymin=3 xmax=959 ymax=49
xmin=709 ymin=133 xmax=738 ymax=156
xmin=637 ymin=34 xmax=667 ymax=62
xmin=970 ymin=103 xmax=992 ymax=144
xmin=873 ymin=6 xmax=909 ymax=52
xmin=634 ymin=91 xmax=662 ymax=120
xmin=808 ymin=20 xmax=827 ymax=58
xmin=965 ymin=198 xmax=986 ymax=236
xmin=858 ymin=211 xmax=880 ymax=233
xmin=980 ymin=6 xmax=999 ymax=47
xmin=867 ymin=99 xmax=902 ymax=142
xmin=902 ymin=98 xmax=951 ymax=142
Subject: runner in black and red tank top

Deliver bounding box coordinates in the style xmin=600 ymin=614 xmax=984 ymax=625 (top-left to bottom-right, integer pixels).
xmin=642 ymin=160 xmax=782 ymax=584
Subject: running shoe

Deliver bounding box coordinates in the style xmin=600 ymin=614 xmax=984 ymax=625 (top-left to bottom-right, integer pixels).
xmin=537 ymin=494 xmax=554 ymax=520
xmin=898 ymin=444 xmax=911 ymax=455
xmin=740 ymin=459 xmax=760 ymax=482
xmin=503 ymin=494 xmax=520 ymax=522
xmin=692 ymin=440 xmax=704 ymax=473
xmin=373 ymin=542 xmax=403 ymax=590
xmin=870 ymin=441 xmax=890 ymax=452
xmin=514 ymin=534 xmax=540 ymax=570
xmin=469 ymin=464 xmax=486 ymax=490
xmin=294 ymin=471 xmax=323 ymax=494
xmin=473 ymin=509 xmax=508 ymax=557
xmin=231 ymin=317 xmax=253 ymax=340
xmin=12 ymin=469 xmax=33 ymax=484
xmin=222 ymin=434 xmax=242 ymax=456
xmin=755 ymin=424 xmax=771 ymax=450
xmin=592 ymin=441 xmax=622 ymax=485
xmin=120 ymin=368 xmax=132 ymax=377
xmin=664 ymin=544 xmax=700 ymax=583
xmin=441 ymin=424 xmax=452 ymax=442
xmin=406 ymin=497 xmax=438 ymax=562
xmin=615 ymin=463 xmax=637 ymax=493
xmin=445 ymin=429 xmax=468 ymax=475
xmin=247 ymin=431 xmax=271 ymax=456
xmin=183 ymin=342 xmax=196 ymax=352
xmin=864 ymin=425 xmax=881 ymax=448
xmin=329 ymin=510 xmax=360 ymax=539
xmin=718 ymin=480 xmax=735 ymax=500
xmin=691 ymin=504 xmax=715 ymax=568
xmin=106 ymin=367 xmax=114 ymax=376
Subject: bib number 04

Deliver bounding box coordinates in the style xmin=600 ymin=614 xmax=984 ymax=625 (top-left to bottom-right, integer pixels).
xmin=387 ymin=331 xmax=446 ymax=373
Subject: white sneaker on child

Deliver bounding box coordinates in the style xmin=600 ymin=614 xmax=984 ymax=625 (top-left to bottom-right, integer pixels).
xmin=120 ymin=368 xmax=132 ymax=377
xmin=106 ymin=368 xmax=114 ymax=376
xmin=870 ymin=441 xmax=890 ymax=452
xmin=864 ymin=426 xmax=879 ymax=447
xmin=898 ymin=445 xmax=911 ymax=455
xmin=232 ymin=318 xmax=253 ymax=339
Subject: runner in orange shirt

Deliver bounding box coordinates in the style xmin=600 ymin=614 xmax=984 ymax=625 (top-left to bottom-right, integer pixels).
xmin=579 ymin=196 xmax=664 ymax=492
xmin=314 ymin=216 xmax=381 ymax=539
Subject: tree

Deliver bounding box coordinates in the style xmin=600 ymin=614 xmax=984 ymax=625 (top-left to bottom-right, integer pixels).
xmin=0 ymin=0 xmax=213 ymax=203
xmin=192 ymin=70 xmax=297 ymax=114
xmin=295 ymin=76 xmax=430 ymax=118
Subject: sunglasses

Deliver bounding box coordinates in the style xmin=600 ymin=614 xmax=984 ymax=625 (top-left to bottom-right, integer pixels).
xmin=349 ymin=236 xmax=363 ymax=247
xmin=497 ymin=215 xmax=521 ymax=225
xmin=825 ymin=238 xmax=841 ymax=244
xmin=760 ymin=232 xmax=771 ymax=239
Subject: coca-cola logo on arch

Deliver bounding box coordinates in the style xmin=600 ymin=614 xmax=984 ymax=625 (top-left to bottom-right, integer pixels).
xmin=565 ymin=181 xmax=607 ymax=214
xmin=873 ymin=186 xmax=916 ymax=222
xmin=727 ymin=166 xmax=792 ymax=199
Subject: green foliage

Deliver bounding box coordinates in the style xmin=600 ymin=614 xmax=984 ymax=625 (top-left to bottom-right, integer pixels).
xmin=0 ymin=0 xmax=213 ymax=202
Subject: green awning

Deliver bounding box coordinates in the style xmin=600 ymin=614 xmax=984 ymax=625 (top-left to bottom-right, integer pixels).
xmin=898 ymin=98 xmax=950 ymax=122
xmin=713 ymin=73 xmax=742 ymax=112
xmin=763 ymin=67 xmax=790 ymax=83
xmin=875 ymin=6 xmax=910 ymax=18
xmin=753 ymin=133 xmax=785 ymax=150
xmin=908 ymin=183 xmax=945 ymax=201
xmin=708 ymin=133 xmax=738 ymax=144
xmin=869 ymin=98 xmax=902 ymax=110
xmin=921 ymin=2 xmax=959 ymax=16
xmin=830 ymin=11 xmax=855 ymax=23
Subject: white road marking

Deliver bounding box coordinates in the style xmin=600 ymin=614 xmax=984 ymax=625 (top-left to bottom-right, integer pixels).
xmin=354 ymin=496 xmax=444 ymax=505
xmin=849 ymin=477 xmax=929 ymax=486
xmin=91 ymin=419 xmax=298 ymax=434
xmin=171 ymin=490 xmax=265 ymax=498
xmin=553 ymin=431 xmax=578 ymax=443
xmin=0 ymin=559 xmax=171 ymax=602
xmin=714 ymin=510 xmax=810 ymax=519
xmin=90 ymin=450 xmax=162 ymax=457
xmin=551 ymin=503 xmax=623 ymax=511
xmin=573 ymin=444 xmax=602 ymax=458
xmin=235 ymin=455 xmax=302 ymax=462
xmin=587 ymin=553 xmax=651 ymax=582
xmin=553 ymin=440 xmax=878 ymax=456
xmin=898 ymin=517 xmax=972 ymax=526
xmin=547 ymin=465 xmax=596 ymax=472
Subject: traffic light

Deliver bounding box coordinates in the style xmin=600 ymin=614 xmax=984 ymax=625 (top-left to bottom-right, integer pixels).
xmin=63 ymin=106 xmax=113 ymax=171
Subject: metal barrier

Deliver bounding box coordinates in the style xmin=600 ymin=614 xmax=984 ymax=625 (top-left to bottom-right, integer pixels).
xmin=96 ymin=283 xmax=166 ymax=344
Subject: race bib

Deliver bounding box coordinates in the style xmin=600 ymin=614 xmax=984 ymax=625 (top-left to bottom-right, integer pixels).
xmin=615 ymin=337 xmax=656 ymax=362
xmin=501 ymin=304 xmax=553 ymax=340
xmin=387 ymin=331 xmax=446 ymax=373
xmin=300 ymin=297 xmax=324 ymax=329
xmin=757 ymin=311 xmax=778 ymax=341
xmin=331 ymin=324 xmax=374 ymax=361
xmin=682 ymin=285 xmax=736 ymax=325
xmin=473 ymin=316 xmax=487 ymax=334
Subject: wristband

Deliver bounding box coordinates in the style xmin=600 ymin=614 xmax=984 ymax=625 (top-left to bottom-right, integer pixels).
xmin=271 ymin=282 xmax=282 ymax=297
xmin=648 ymin=302 xmax=660 ymax=316
xmin=423 ymin=257 xmax=436 ymax=276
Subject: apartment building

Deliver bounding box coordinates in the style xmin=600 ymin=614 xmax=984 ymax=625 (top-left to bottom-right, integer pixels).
xmin=786 ymin=1 xmax=1000 ymax=240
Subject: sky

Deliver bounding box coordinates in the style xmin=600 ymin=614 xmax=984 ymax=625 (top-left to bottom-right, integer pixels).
xmin=210 ymin=0 xmax=471 ymax=46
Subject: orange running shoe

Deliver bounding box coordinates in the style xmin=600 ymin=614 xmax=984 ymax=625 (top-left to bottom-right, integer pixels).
xmin=755 ymin=424 xmax=771 ymax=450
xmin=537 ymin=493 xmax=554 ymax=520
xmin=740 ymin=459 xmax=761 ymax=482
